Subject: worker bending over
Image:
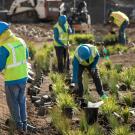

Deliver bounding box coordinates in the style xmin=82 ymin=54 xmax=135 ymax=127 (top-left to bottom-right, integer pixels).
xmin=0 ymin=22 xmax=35 ymax=134
xmin=53 ymin=15 xmax=72 ymax=73
xmin=108 ymin=10 xmax=129 ymax=45
xmin=72 ymin=44 xmax=108 ymax=100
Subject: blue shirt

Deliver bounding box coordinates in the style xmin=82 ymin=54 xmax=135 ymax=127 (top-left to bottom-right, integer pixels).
xmin=53 ymin=23 xmax=72 ymax=46
xmin=0 ymin=46 xmax=29 ymax=85
xmin=72 ymin=54 xmax=100 ymax=83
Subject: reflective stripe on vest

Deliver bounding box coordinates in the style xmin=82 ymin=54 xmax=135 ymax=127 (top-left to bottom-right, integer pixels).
xmin=6 ymin=44 xmax=27 ymax=69
xmin=2 ymin=37 xmax=28 ymax=81
xmin=75 ymin=44 xmax=97 ymax=66
xmin=111 ymin=11 xmax=129 ymax=27
xmin=54 ymin=22 xmax=69 ymax=46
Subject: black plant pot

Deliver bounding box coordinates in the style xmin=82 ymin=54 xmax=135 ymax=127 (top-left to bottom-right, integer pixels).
xmin=63 ymin=107 xmax=73 ymax=119
xmin=31 ymin=96 xmax=41 ymax=103
xmin=41 ymin=95 xmax=52 ymax=103
xmin=37 ymin=106 xmax=47 ymax=116
xmin=49 ymin=84 xmax=53 ymax=92
xmin=34 ymin=99 xmax=44 ymax=107
xmin=84 ymin=107 xmax=98 ymax=125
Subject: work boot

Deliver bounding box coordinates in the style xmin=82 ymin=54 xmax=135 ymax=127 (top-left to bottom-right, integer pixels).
xmin=23 ymin=122 xmax=36 ymax=133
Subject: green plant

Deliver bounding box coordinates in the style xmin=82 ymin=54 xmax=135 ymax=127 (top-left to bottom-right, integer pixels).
xmin=103 ymin=60 xmax=112 ymax=70
xmin=122 ymin=92 xmax=133 ymax=107
xmin=66 ymin=130 xmax=84 ymax=135
xmin=107 ymin=44 xmax=128 ymax=55
xmin=86 ymin=123 xmax=104 ymax=135
xmin=103 ymin=33 xmax=117 ymax=45
xmin=111 ymin=125 xmax=131 ymax=135
xmin=108 ymin=70 xmax=119 ymax=96
xmin=120 ymin=67 xmax=135 ymax=89
xmin=52 ymin=79 xmax=67 ymax=95
xmin=34 ymin=44 xmax=53 ymax=73
xmin=114 ymin=64 xmax=123 ymax=73
xmin=56 ymin=93 xmax=76 ymax=110
xmin=27 ymin=42 xmax=36 ymax=60
xmin=69 ymin=34 xmax=95 ymax=44
xmin=50 ymin=107 xmax=70 ymax=135
xmin=80 ymin=111 xmax=89 ymax=132
xmin=108 ymin=114 xmax=119 ymax=129
xmin=121 ymin=107 xmax=130 ymax=123
xmin=82 ymin=70 xmax=89 ymax=95
xmin=101 ymin=97 xmax=119 ymax=115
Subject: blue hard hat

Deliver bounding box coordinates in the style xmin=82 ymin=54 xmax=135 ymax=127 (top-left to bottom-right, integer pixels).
xmin=0 ymin=21 xmax=9 ymax=35
xmin=78 ymin=45 xmax=91 ymax=60
xmin=58 ymin=15 xmax=67 ymax=25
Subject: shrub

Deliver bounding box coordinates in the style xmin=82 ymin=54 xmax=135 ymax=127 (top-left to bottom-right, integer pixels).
xmin=120 ymin=67 xmax=135 ymax=89
xmin=103 ymin=33 xmax=118 ymax=45
xmin=56 ymin=93 xmax=76 ymax=110
xmin=111 ymin=125 xmax=131 ymax=135
xmin=108 ymin=114 xmax=119 ymax=129
xmin=122 ymin=92 xmax=133 ymax=107
xmin=69 ymin=34 xmax=95 ymax=45
xmin=101 ymin=97 xmax=119 ymax=115
xmin=121 ymin=107 xmax=130 ymax=123
xmin=34 ymin=44 xmax=53 ymax=73
xmin=107 ymin=44 xmax=128 ymax=55
xmin=50 ymin=107 xmax=70 ymax=135
xmin=86 ymin=123 xmax=104 ymax=135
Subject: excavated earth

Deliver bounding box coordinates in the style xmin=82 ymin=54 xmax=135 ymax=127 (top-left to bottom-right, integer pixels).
xmin=0 ymin=23 xmax=135 ymax=135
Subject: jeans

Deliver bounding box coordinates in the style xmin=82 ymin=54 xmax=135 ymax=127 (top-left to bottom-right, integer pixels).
xmin=78 ymin=65 xmax=105 ymax=97
xmin=5 ymin=83 xmax=27 ymax=130
xmin=55 ymin=46 xmax=70 ymax=73
xmin=119 ymin=20 xmax=129 ymax=45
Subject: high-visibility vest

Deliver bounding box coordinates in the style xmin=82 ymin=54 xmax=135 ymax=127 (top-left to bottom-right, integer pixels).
xmin=53 ymin=22 xmax=69 ymax=46
xmin=111 ymin=11 xmax=129 ymax=27
xmin=1 ymin=31 xmax=28 ymax=81
xmin=75 ymin=44 xmax=98 ymax=66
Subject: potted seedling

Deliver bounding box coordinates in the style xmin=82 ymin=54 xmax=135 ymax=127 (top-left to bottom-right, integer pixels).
xmin=56 ymin=93 xmax=77 ymax=119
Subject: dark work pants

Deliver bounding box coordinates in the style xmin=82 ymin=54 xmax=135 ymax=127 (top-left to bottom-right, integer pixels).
xmin=119 ymin=20 xmax=128 ymax=45
xmin=78 ymin=64 xmax=104 ymax=97
xmin=55 ymin=46 xmax=70 ymax=73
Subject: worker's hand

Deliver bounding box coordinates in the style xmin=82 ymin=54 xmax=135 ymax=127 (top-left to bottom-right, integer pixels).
xmin=90 ymin=68 xmax=96 ymax=74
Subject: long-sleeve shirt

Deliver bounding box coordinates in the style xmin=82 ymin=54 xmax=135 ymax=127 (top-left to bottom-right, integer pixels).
xmin=53 ymin=23 xmax=72 ymax=46
xmin=0 ymin=46 xmax=29 ymax=85
xmin=72 ymin=54 xmax=100 ymax=83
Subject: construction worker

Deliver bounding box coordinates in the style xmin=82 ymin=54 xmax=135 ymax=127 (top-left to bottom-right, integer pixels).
xmin=53 ymin=15 xmax=72 ymax=73
xmin=71 ymin=44 xmax=108 ymax=99
xmin=108 ymin=10 xmax=129 ymax=45
xmin=0 ymin=22 xmax=35 ymax=133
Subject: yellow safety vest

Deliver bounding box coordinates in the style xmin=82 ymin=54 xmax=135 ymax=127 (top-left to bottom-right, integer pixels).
xmin=111 ymin=11 xmax=129 ymax=27
xmin=0 ymin=30 xmax=28 ymax=81
xmin=75 ymin=44 xmax=98 ymax=66
xmin=53 ymin=22 xmax=69 ymax=46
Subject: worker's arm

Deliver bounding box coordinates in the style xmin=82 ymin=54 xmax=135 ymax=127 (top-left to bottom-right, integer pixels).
xmin=90 ymin=53 xmax=100 ymax=69
xmin=0 ymin=47 xmax=9 ymax=72
xmin=53 ymin=28 xmax=64 ymax=46
xmin=72 ymin=56 xmax=79 ymax=83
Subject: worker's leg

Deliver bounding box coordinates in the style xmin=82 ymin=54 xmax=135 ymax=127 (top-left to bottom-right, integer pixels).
xmin=5 ymin=84 xmax=23 ymax=130
xmin=18 ymin=84 xmax=27 ymax=131
xmin=55 ymin=46 xmax=64 ymax=73
xmin=63 ymin=47 xmax=70 ymax=71
xmin=119 ymin=21 xmax=129 ymax=45
xmin=78 ymin=65 xmax=85 ymax=97
xmin=88 ymin=68 xmax=105 ymax=96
